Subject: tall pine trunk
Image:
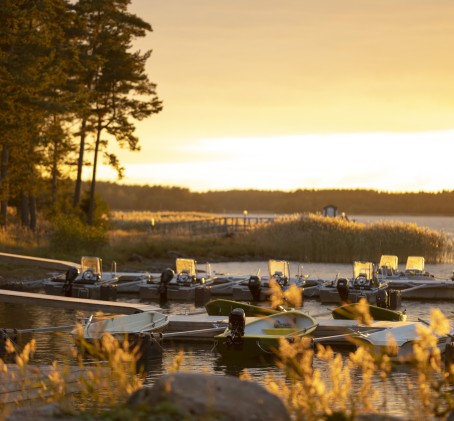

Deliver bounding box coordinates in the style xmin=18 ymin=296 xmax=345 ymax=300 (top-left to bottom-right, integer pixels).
xmin=88 ymin=120 xmax=101 ymax=225
xmin=0 ymin=143 xmax=8 ymax=227
xmin=20 ymin=192 xmax=30 ymax=227
xmin=73 ymin=118 xmax=87 ymax=208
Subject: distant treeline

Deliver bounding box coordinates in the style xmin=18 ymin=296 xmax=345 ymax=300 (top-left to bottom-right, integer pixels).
xmin=92 ymin=182 xmax=454 ymax=215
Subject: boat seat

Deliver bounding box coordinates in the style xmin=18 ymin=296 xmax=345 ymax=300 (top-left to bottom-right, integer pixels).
xmin=262 ymin=328 xmax=297 ymax=335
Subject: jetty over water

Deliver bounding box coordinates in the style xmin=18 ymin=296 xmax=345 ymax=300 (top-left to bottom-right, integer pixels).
xmin=0 ymin=251 xmax=79 ymax=271
xmin=0 ymin=289 xmax=158 ymax=314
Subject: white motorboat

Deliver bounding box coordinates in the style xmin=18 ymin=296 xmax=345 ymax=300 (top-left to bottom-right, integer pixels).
xmin=139 ymin=258 xmax=214 ymax=300
xmin=319 ymin=261 xmax=388 ymax=305
xmin=231 ymin=260 xmax=306 ymax=302
xmin=43 ymin=256 xmax=153 ymax=299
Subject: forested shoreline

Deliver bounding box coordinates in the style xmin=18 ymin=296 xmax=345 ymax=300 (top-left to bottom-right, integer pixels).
xmin=94 ymin=182 xmax=454 ymax=215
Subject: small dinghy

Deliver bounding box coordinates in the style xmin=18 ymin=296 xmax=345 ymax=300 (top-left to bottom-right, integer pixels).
xmin=214 ymin=309 xmax=317 ymax=359
xmin=353 ymin=322 xmax=453 ymax=362
xmin=79 ymin=311 xmax=169 ymax=340
xmin=205 ymin=299 xmax=284 ymax=317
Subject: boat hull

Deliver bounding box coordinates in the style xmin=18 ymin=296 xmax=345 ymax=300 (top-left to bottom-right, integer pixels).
xmin=214 ymin=310 xmax=317 ymax=359
xmin=205 ymin=299 xmax=279 ymax=317
xmin=332 ymin=303 xmax=406 ymax=322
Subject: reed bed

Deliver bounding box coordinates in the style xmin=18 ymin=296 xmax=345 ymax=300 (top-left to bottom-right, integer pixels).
xmin=246 ymin=214 xmax=454 ymax=263
xmin=0 ymin=212 xmax=452 ymax=265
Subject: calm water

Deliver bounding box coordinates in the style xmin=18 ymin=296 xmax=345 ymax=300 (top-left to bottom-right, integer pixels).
xmin=2 ymin=213 xmax=454 ymax=418
xmin=1 ymin=260 xmax=452 ymax=419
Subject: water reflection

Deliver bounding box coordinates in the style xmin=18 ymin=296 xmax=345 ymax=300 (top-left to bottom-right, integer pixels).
xmin=0 ymin=284 xmax=452 ymax=418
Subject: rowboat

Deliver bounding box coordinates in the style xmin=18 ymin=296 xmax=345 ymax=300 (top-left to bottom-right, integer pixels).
xmin=214 ymin=309 xmax=318 ymax=358
xmin=78 ymin=310 xmax=169 ymax=340
xmin=353 ymin=322 xmax=454 ymax=362
xmin=205 ymin=299 xmax=284 ymax=317
xmin=332 ymin=302 xmax=407 ymax=322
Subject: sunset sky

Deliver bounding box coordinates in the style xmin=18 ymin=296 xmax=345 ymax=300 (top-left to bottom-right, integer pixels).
xmin=96 ymin=0 xmax=454 ymax=192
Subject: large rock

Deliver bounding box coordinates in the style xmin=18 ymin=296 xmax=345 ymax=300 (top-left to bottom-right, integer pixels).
xmin=127 ymin=372 xmax=291 ymax=421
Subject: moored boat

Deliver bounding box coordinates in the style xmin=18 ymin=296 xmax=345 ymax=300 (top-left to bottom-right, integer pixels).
xmin=205 ymin=298 xmax=283 ymax=317
xmin=319 ymin=262 xmax=388 ymax=305
xmin=77 ymin=310 xmax=169 ymax=340
xmin=43 ymin=256 xmax=152 ymax=300
xmin=231 ymin=260 xmax=306 ymax=302
xmin=353 ymin=322 xmax=453 ymax=362
xmin=139 ymin=258 xmax=214 ymax=300
xmin=332 ymin=302 xmax=407 ymax=322
xmin=214 ymin=309 xmax=317 ymax=358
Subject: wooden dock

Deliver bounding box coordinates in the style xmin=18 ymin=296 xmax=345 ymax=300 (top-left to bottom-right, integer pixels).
xmin=0 ymin=289 xmax=158 ymax=314
xmin=0 ymin=252 xmax=79 ymax=271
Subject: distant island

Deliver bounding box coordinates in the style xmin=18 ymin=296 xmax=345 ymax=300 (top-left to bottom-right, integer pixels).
xmin=92 ymin=182 xmax=454 ymax=215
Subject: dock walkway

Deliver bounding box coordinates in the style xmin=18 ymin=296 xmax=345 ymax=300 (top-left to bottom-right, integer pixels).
xmin=0 ymin=252 xmax=79 ymax=271
xmin=0 ymin=289 xmax=158 ymax=314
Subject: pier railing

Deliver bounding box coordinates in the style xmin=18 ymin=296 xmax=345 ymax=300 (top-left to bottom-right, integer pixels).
xmin=151 ymin=216 xmax=287 ymax=236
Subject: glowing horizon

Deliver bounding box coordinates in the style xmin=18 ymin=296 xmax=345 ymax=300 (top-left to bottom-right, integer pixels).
xmin=93 ymin=129 xmax=454 ymax=193
xmin=92 ymin=1 xmax=454 ymax=192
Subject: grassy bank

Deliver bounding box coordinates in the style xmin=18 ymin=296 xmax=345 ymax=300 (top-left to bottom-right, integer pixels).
xmin=0 ymin=213 xmax=452 ymax=269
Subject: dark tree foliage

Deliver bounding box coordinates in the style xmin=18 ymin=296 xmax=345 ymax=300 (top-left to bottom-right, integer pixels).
xmin=0 ymin=0 xmax=161 ymax=228
xmin=90 ymin=182 xmax=454 ymax=216
xmin=70 ymin=0 xmax=162 ymax=225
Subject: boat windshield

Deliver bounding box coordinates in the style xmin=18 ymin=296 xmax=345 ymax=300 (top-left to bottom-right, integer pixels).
xmin=80 ymin=256 xmax=102 ymax=275
xmin=175 ymin=258 xmax=197 ymax=276
xmin=379 ymin=255 xmax=398 ymax=270
xmin=405 ymin=256 xmax=424 ymax=272
xmin=353 ymin=261 xmax=374 ymax=280
xmin=268 ymin=260 xmax=290 ymax=278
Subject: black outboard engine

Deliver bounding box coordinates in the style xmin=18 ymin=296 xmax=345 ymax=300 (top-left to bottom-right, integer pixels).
xmin=248 ymin=275 xmax=262 ymax=301
xmin=336 ymin=278 xmax=350 ymax=303
xmin=275 ymin=274 xmax=289 ymax=289
xmin=159 ymin=268 xmax=174 ymax=304
xmin=376 ymin=288 xmax=389 ymax=309
xmin=63 ymin=266 xmax=79 ymax=297
xmin=226 ymin=308 xmax=246 ymax=347
xmin=388 ymin=289 xmax=402 ymax=310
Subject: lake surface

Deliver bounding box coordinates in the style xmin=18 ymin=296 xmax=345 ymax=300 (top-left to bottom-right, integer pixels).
xmin=1 ymin=261 xmax=452 ymax=420
xmin=2 ymin=212 xmax=454 ymax=418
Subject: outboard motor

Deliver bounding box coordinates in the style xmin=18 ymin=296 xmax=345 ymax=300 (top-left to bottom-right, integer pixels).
xmin=159 ymin=268 xmax=174 ymax=304
xmin=63 ymin=266 xmax=79 ymax=297
xmin=336 ymin=278 xmax=350 ymax=303
xmin=388 ymin=289 xmax=402 ymax=310
xmin=248 ymin=275 xmax=262 ymax=301
xmin=275 ymin=274 xmax=289 ymax=289
xmin=226 ymin=308 xmax=246 ymax=347
xmin=376 ymin=289 xmax=389 ymax=309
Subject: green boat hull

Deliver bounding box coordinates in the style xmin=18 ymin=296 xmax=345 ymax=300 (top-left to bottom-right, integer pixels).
xmin=214 ymin=334 xmax=284 ymax=359
xmin=332 ymin=303 xmax=406 ymax=322
xmin=205 ymin=299 xmax=280 ymax=317
xmin=214 ymin=310 xmax=318 ymax=359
